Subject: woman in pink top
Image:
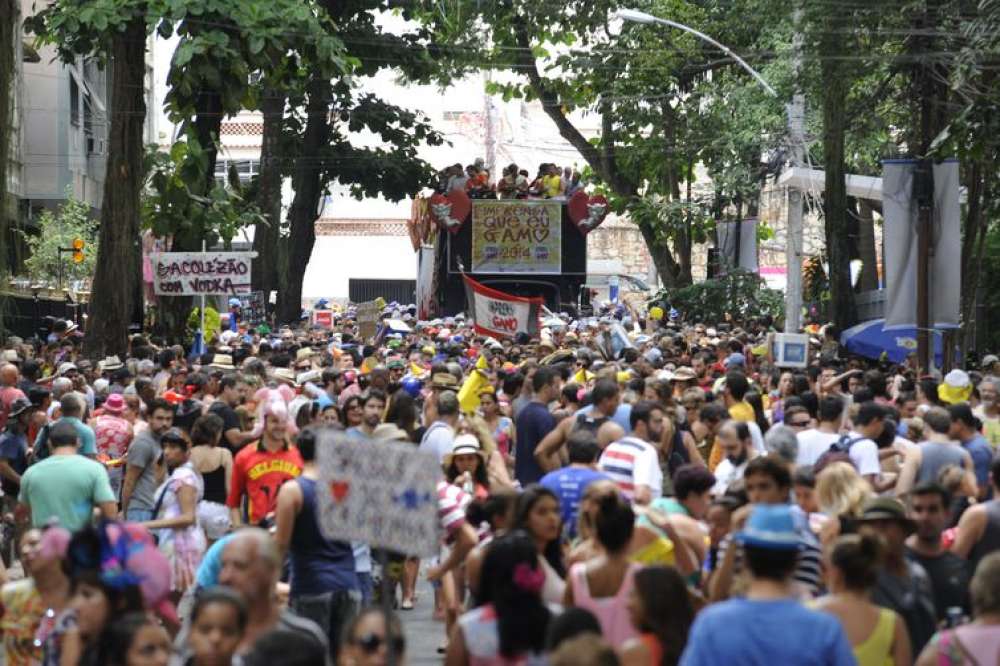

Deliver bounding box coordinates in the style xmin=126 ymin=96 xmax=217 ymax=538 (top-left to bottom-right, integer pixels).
xmin=564 ymin=492 xmax=640 ymax=649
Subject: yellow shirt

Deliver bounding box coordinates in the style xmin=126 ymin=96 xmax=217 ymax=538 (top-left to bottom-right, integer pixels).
xmin=541 ymin=174 xmax=562 ymax=198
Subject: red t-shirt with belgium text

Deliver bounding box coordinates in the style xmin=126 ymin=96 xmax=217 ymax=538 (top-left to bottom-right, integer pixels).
xmin=227 ymin=441 xmax=303 ymax=524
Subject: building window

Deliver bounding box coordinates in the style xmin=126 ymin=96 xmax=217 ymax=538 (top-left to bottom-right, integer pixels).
xmin=215 ymin=159 xmax=260 ymax=185
xmin=69 ymin=77 xmax=80 ymax=127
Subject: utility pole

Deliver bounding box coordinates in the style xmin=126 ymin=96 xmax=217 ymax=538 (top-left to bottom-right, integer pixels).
xmin=483 ymin=72 xmax=497 ymax=182
xmin=784 ymin=2 xmax=805 ymax=333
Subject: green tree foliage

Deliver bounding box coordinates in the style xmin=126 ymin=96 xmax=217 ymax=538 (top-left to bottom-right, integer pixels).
xmin=656 ymin=270 xmax=784 ymax=326
xmin=143 ymin=135 xmax=266 ymax=249
xmin=413 ymin=0 xmax=787 ymax=287
xmin=269 ymin=0 xmax=448 ymax=323
xmin=21 ymin=195 xmax=99 ymax=286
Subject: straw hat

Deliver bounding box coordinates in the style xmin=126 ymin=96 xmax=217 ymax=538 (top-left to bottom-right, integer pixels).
xmin=98 ymin=355 xmax=124 ymax=372
xmin=208 ymin=354 xmax=236 ymax=371
xmin=430 ymin=373 xmax=458 ymax=389
xmin=272 ymin=368 xmax=299 ymax=386
xmin=442 ymin=433 xmax=486 ymax=469
xmin=672 ymin=367 xmax=698 ymax=382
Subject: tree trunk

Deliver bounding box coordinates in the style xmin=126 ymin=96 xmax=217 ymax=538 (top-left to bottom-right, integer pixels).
xmin=83 ymin=16 xmax=146 ymax=358
xmin=276 ymin=77 xmax=331 ymax=324
xmin=252 ymin=90 xmax=285 ymax=302
xmin=960 ymin=161 xmax=986 ymax=353
xmin=818 ymin=14 xmax=857 ymax=332
xmin=193 ymin=91 xmax=223 ymax=191
xmin=856 ymin=199 xmax=879 ymax=292
xmin=0 ymin=0 xmax=15 ymax=329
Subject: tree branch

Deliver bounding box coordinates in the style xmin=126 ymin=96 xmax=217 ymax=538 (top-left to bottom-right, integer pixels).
xmin=512 ymin=21 xmax=634 ymax=197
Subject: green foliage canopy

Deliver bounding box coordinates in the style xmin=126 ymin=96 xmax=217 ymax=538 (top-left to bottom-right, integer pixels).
xmin=21 ymin=194 xmax=99 ymax=286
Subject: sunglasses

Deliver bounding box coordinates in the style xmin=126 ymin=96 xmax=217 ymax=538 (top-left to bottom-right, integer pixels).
xmin=354 ymin=632 xmax=405 ymax=655
xmin=789 ymin=420 xmax=811 ymax=428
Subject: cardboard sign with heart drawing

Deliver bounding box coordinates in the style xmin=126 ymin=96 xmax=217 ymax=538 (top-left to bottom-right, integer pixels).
xmin=316 ymin=430 xmax=442 ymax=557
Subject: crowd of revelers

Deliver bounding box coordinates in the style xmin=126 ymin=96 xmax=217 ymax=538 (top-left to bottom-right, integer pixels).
xmin=1 ymin=303 xmax=1000 ymax=666
xmin=436 ymin=160 xmax=584 ymax=199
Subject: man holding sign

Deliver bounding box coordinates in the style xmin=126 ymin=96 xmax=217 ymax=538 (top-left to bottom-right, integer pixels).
xmin=275 ymin=427 xmax=359 ymax=659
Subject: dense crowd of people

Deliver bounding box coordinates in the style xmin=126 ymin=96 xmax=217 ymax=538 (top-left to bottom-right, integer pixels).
xmin=0 ymin=304 xmax=999 ymax=665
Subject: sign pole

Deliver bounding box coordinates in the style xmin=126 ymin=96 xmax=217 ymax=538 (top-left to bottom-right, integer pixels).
xmin=199 ymin=239 xmax=206 ymax=354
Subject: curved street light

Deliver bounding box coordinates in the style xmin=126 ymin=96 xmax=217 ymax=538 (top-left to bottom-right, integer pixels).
xmin=613 ymin=8 xmax=778 ymax=98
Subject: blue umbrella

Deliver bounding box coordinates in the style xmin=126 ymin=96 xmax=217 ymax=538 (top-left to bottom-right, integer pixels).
xmin=840 ymin=319 xmax=945 ymax=365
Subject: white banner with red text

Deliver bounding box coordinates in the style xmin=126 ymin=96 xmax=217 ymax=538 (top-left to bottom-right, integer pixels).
xmin=151 ymin=252 xmax=254 ymax=296
xmin=463 ymin=274 xmax=543 ymax=339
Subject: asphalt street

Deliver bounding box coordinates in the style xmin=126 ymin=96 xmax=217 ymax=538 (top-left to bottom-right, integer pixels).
xmin=399 ymin=577 xmax=446 ymax=665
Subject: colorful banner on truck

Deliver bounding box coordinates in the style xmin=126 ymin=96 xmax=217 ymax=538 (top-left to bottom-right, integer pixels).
xmin=471 ymin=200 xmax=561 ymax=274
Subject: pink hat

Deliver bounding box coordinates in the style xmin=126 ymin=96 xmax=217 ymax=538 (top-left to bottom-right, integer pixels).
xmin=103 ymin=393 xmax=126 ymax=414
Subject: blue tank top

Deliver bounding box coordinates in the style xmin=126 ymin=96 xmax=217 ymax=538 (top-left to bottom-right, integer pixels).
xmin=289 ymin=476 xmax=358 ymax=597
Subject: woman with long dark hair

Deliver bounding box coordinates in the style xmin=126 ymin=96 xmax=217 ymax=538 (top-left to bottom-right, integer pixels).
xmin=745 ymin=391 xmax=771 ymax=437
xmin=385 ymin=389 xmax=419 ymax=441
xmin=444 ymin=435 xmax=491 ymax=500
xmin=620 ymin=566 xmax=696 ymax=666
xmin=340 ymin=395 xmax=363 ymax=429
xmin=514 ymin=485 xmax=565 ymax=605
xmin=446 ymin=531 xmax=551 ymax=665
xmin=564 ymin=492 xmax=639 ymax=649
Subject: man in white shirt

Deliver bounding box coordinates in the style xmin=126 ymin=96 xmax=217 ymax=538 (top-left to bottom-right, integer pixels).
xmin=418 ymin=391 xmax=459 ymax=462
xmin=795 ymin=396 xmax=845 ymax=466
xmin=843 ymin=401 xmax=888 ymax=484
xmin=711 ymin=420 xmax=759 ymax=496
xmin=598 ymin=400 xmax=664 ymax=504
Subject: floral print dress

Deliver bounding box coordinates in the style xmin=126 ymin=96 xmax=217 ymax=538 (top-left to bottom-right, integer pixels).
xmin=152 ymin=462 xmax=207 ymax=593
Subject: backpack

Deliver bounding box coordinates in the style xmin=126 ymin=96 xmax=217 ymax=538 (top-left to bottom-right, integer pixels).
xmin=814 ymin=434 xmax=866 ymax=473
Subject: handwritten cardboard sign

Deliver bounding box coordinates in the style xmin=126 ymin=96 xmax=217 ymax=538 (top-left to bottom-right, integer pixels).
xmin=151 ymin=252 xmax=253 ymax=296
xmin=316 ymin=430 xmax=442 ymax=557
xmin=355 ymin=300 xmax=380 ymax=341
xmin=471 ymin=200 xmax=562 ymax=274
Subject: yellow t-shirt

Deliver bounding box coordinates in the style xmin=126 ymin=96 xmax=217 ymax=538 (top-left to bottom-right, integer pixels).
xmin=541 ymin=174 xmax=562 ymax=198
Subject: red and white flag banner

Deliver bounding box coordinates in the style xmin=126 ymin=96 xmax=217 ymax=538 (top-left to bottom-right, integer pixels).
xmin=463 ymin=274 xmax=543 ymax=339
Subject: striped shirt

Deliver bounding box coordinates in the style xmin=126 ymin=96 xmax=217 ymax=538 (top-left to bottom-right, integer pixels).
xmin=597 ymin=436 xmax=663 ymax=502
xmin=714 ymin=504 xmax=823 ymax=598
xmin=437 ymin=481 xmax=471 ymax=541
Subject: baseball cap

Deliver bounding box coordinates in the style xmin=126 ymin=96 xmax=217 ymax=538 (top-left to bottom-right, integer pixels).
xmin=725 ymin=352 xmax=746 ymax=368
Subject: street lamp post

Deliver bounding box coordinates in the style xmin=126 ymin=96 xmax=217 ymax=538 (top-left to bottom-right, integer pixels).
xmin=614 ymin=8 xmax=805 ymax=333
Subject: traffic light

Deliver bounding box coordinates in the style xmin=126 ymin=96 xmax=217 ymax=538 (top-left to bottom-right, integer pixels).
xmin=72 ymin=238 xmax=85 ymax=264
